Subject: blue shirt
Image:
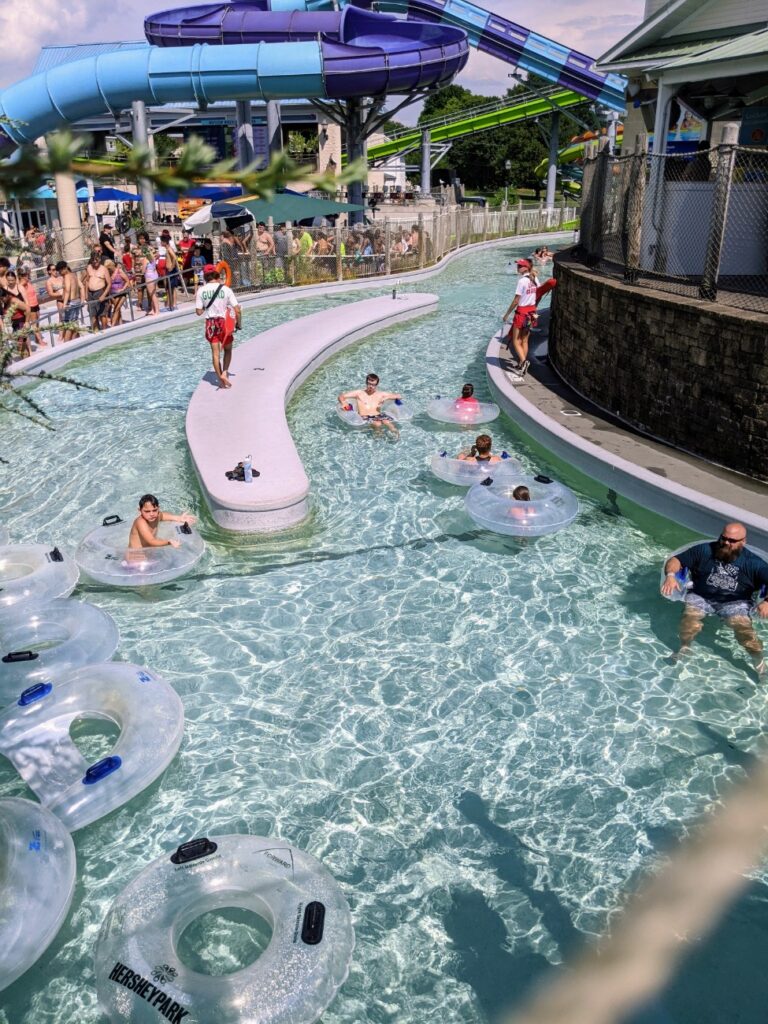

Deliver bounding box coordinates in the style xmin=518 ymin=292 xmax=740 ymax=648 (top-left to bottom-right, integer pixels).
xmin=677 ymin=542 xmax=768 ymax=602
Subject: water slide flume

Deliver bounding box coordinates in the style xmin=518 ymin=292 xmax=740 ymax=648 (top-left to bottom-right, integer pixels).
xmin=0 ymin=0 xmax=624 ymax=153
xmin=0 ymin=7 xmax=467 ymax=152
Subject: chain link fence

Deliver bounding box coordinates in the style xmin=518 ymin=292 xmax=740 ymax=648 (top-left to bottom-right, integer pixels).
xmin=578 ymin=140 xmax=768 ymax=315
xmin=212 ymin=202 xmax=576 ymax=297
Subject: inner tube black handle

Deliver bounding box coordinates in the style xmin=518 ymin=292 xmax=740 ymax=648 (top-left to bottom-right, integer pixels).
xmin=171 ymin=837 xmax=218 ymax=864
xmin=179 ymin=522 xmax=192 ymax=535
xmin=3 ymin=650 xmax=39 ymax=663
xmin=301 ymin=901 xmax=326 ymax=945
xmin=534 ymin=475 xmax=553 ymax=484
xmin=49 ymin=547 xmax=64 ymax=562
xmin=102 ymin=515 xmax=123 ymax=527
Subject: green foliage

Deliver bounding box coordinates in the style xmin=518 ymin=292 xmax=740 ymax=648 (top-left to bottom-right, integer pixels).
xmin=417 ymin=83 xmax=546 ymax=192
xmin=0 ymin=130 xmax=366 ymax=202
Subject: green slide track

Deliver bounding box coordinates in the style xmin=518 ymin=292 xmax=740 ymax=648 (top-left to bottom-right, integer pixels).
xmin=367 ymin=86 xmax=588 ymax=163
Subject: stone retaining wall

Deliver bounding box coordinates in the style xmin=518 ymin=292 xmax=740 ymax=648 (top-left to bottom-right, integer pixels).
xmin=549 ymin=251 xmax=768 ymax=482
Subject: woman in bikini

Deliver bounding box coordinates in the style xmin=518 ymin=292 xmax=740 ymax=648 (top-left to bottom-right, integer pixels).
xmin=457 ymin=434 xmax=502 ymax=464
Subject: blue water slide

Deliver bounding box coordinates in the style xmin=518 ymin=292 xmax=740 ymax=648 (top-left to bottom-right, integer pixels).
xmin=0 ymin=6 xmax=467 ymax=152
xmin=146 ymin=0 xmax=625 ymax=110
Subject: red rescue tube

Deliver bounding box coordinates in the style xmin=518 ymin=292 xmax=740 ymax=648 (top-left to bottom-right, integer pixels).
xmin=536 ymin=278 xmax=556 ymax=303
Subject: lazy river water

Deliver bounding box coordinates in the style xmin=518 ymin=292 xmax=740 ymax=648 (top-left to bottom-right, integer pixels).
xmin=1 ymin=241 xmax=767 ymax=1024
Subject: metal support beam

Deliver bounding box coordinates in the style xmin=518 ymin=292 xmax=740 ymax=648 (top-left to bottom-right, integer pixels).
xmin=545 ymin=111 xmax=560 ymax=219
xmin=345 ymin=98 xmax=367 ymax=225
xmin=266 ymin=101 xmax=282 ymax=158
xmin=420 ymin=129 xmax=431 ymax=196
xmin=131 ymin=100 xmax=155 ymax=223
xmin=235 ymin=99 xmax=255 ymax=169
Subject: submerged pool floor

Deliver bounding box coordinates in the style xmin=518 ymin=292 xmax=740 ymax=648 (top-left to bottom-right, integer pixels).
xmin=2 ymin=242 xmax=767 ymax=1024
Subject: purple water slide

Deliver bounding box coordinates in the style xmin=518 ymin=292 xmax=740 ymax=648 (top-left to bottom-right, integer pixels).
xmin=145 ymin=4 xmax=469 ymax=98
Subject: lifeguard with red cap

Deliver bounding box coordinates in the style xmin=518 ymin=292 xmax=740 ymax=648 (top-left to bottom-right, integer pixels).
xmin=194 ymin=264 xmax=242 ymax=389
xmin=501 ymin=258 xmax=556 ymax=383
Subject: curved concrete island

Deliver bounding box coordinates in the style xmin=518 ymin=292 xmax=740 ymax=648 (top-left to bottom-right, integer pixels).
xmin=186 ymin=292 xmax=438 ymax=532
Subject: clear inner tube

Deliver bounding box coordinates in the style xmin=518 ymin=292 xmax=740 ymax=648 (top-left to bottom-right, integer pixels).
xmin=430 ymin=450 xmax=521 ymax=487
xmin=0 ymin=662 xmax=184 ymax=832
xmin=76 ymin=516 xmax=204 ymax=587
xmin=465 ymin=472 xmax=579 ymax=537
xmin=0 ymin=797 xmax=76 ymax=993
xmin=95 ymin=834 xmax=355 ymax=1024
xmin=336 ymin=397 xmax=413 ymax=429
xmin=426 ymin=397 xmax=499 ymax=425
xmin=0 ymin=598 xmax=120 ymax=706
xmin=0 ymin=544 xmax=79 ymax=615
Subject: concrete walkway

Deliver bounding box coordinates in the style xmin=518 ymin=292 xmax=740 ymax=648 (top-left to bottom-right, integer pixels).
xmin=486 ymin=312 xmax=768 ymax=547
xmin=186 ymin=293 xmax=438 ymax=532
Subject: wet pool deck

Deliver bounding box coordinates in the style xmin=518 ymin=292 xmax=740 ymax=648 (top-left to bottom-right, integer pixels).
xmin=486 ymin=311 xmax=768 ymax=547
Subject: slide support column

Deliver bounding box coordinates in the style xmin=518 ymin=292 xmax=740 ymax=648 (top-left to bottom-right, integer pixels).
xmin=267 ymin=101 xmax=282 ymax=158
xmin=54 ymin=171 xmax=85 ymax=264
xmin=131 ymin=100 xmax=155 ymax=225
xmin=421 ymin=129 xmax=431 ymax=197
xmin=345 ymin=99 xmax=367 ymax=226
xmin=545 ymin=111 xmax=560 ymax=223
xmin=235 ymin=100 xmax=255 ymax=168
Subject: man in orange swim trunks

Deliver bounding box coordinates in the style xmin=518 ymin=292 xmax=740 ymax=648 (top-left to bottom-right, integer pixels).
xmin=195 ymin=264 xmax=241 ymax=388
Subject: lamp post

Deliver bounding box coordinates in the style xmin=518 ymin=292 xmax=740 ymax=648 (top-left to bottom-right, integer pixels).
xmin=504 ymin=159 xmax=512 ymax=204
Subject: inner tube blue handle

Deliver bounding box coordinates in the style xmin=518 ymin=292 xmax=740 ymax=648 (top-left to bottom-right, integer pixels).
xmin=394 ymin=399 xmax=402 ymax=406
xmin=18 ymin=682 xmax=53 ymax=706
xmin=501 ymin=452 xmax=509 ymax=459
xmin=83 ymin=755 xmax=122 ymax=785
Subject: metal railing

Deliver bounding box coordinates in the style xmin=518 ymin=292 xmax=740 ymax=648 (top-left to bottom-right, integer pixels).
xmin=578 ymin=135 xmax=768 ymax=315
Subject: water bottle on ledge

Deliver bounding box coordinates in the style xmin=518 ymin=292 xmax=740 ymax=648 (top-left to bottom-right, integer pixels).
xmin=244 ymin=455 xmax=253 ymax=483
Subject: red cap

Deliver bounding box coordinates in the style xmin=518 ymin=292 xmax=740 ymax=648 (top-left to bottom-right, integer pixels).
xmin=203 ymin=264 xmax=217 ymax=275
xmin=516 ymin=259 xmax=532 ymax=269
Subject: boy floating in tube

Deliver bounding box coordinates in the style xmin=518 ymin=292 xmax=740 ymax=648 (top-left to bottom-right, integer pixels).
xmin=128 ymin=494 xmax=197 ymax=551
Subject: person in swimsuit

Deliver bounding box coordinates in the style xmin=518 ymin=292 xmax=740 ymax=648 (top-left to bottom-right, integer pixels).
xmin=128 ymin=493 xmax=197 ymax=553
xmin=457 ymin=434 xmax=501 ymax=463
xmin=105 ymin=259 xmax=130 ymax=327
xmin=139 ymin=250 xmax=160 ymax=317
xmin=1 ymin=270 xmax=30 ymax=357
xmin=17 ymin=267 xmax=45 ymax=350
xmin=80 ymin=252 xmax=112 ymax=331
xmin=456 ymin=383 xmax=480 ymax=407
xmin=57 ymin=261 xmax=82 ymax=342
xmin=661 ymin=522 xmax=768 ymax=677
xmin=338 ymin=373 xmax=402 ymax=437
xmin=45 ymin=263 xmax=64 ymax=326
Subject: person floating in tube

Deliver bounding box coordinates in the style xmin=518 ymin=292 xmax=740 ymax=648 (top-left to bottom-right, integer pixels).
xmin=128 ymin=494 xmax=197 ymax=551
xmin=456 ymin=383 xmax=480 ymax=408
xmin=195 ymin=264 xmax=242 ymax=389
xmin=661 ymin=522 xmax=768 ymax=678
xmin=457 ymin=434 xmax=502 ymax=464
xmin=338 ymin=373 xmax=402 ymax=438
xmin=502 ymin=259 xmax=556 ymax=383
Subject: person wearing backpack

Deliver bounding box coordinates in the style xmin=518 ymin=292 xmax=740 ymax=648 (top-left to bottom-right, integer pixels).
xmin=194 ymin=264 xmax=241 ymax=389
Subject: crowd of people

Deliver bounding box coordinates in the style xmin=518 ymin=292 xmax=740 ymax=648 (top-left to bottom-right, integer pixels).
xmin=0 ymin=217 xmax=431 ymax=358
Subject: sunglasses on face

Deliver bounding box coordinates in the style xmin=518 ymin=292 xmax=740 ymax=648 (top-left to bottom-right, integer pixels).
xmin=718 ymin=535 xmax=745 ymax=545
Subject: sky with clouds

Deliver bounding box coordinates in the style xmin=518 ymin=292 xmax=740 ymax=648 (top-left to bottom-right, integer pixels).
xmin=0 ymin=0 xmax=643 ymax=118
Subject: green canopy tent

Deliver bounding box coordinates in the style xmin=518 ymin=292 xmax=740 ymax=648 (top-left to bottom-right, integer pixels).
xmin=237 ymin=192 xmax=364 ymax=224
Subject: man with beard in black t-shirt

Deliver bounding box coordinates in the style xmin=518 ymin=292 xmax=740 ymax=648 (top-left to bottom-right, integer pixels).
xmin=662 ymin=522 xmax=768 ymax=677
